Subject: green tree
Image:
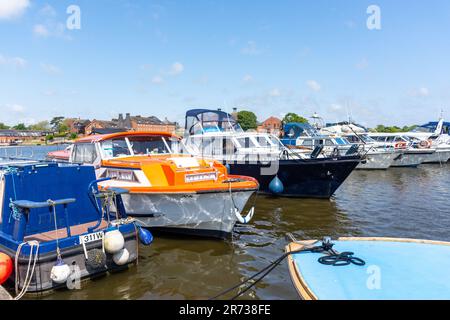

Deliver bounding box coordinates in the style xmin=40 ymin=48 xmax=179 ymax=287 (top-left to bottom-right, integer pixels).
xmin=13 ymin=123 xmax=27 ymax=130
xmin=237 ymin=110 xmax=258 ymax=131
xmin=29 ymin=120 xmax=50 ymax=131
xmin=282 ymin=113 xmax=309 ymax=124
xmin=50 ymin=116 xmax=65 ymax=131
xmin=0 ymin=123 xmax=10 ymax=129
xmin=58 ymin=123 xmax=69 ymax=134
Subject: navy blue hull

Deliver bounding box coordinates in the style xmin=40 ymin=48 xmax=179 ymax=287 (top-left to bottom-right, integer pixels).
xmin=227 ymin=156 xmax=360 ymax=199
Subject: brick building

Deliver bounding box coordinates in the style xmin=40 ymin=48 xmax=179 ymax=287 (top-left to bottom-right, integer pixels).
xmin=257 ymin=116 xmax=282 ymax=136
xmin=0 ymin=130 xmax=46 ymax=145
xmin=84 ymin=114 xmax=177 ymax=135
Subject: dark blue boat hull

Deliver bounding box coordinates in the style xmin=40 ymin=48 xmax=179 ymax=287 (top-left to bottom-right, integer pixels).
xmin=227 ymin=156 xmax=360 ymax=198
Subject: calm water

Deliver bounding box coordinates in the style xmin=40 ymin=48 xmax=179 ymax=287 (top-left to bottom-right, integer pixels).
xmin=2 ymin=146 xmax=450 ymax=300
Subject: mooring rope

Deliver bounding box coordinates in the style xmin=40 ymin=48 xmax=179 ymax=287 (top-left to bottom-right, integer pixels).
xmin=14 ymin=241 xmax=40 ymax=300
xmin=210 ymin=239 xmax=365 ymax=300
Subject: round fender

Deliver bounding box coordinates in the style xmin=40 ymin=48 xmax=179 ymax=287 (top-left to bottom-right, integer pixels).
xmin=0 ymin=253 xmax=13 ymax=285
xmin=234 ymin=207 xmax=255 ymax=224
xmin=104 ymin=229 xmax=125 ymax=254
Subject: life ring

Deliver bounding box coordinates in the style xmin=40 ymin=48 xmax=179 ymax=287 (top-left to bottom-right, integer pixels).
xmin=234 ymin=207 xmax=255 ymax=224
xmin=419 ymin=140 xmax=431 ymax=148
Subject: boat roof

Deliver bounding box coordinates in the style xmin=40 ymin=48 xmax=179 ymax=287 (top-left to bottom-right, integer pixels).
xmin=419 ymin=121 xmax=450 ymax=128
xmin=287 ymin=238 xmax=450 ymax=300
xmin=75 ymin=131 xmax=180 ymax=143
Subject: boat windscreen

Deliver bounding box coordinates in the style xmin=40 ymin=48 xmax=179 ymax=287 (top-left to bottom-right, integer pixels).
xmin=128 ymin=136 xmax=173 ymax=155
xmin=185 ymin=110 xmax=242 ymax=135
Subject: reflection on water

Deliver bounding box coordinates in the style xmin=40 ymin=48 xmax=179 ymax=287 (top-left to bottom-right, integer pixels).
xmin=5 ymin=147 xmax=448 ymax=300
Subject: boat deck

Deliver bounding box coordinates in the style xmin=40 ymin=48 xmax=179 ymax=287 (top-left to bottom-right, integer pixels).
xmin=24 ymin=220 xmax=108 ymax=242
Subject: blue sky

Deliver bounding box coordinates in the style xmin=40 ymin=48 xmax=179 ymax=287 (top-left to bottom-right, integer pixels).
xmin=1 ymin=0 xmax=449 ymax=128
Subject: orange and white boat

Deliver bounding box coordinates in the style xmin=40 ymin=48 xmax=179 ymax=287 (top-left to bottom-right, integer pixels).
xmin=67 ymin=131 xmax=259 ymax=238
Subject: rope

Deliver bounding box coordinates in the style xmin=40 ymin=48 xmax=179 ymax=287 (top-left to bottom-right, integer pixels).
xmin=14 ymin=240 xmax=40 ymax=300
xmin=47 ymin=199 xmax=63 ymax=260
xmin=210 ymin=240 xmax=365 ymax=300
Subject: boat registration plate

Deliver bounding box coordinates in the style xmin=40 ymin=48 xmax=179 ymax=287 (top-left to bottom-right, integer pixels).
xmin=79 ymin=231 xmax=104 ymax=244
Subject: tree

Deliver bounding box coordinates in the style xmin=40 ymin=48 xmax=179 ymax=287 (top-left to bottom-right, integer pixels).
xmin=13 ymin=123 xmax=27 ymax=130
xmin=0 ymin=123 xmax=10 ymax=129
xmin=29 ymin=120 xmax=50 ymax=131
xmin=282 ymin=113 xmax=308 ymax=124
xmin=50 ymin=116 xmax=65 ymax=131
xmin=237 ymin=111 xmax=258 ymax=131
xmin=374 ymin=124 xmax=417 ymax=133
xmin=58 ymin=123 xmax=69 ymax=134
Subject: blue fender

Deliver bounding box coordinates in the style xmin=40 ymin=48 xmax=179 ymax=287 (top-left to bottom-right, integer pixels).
xmin=269 ymin=176 xmax=284 ymax=194
xmin=138 ymin=227 xmax=153 ymax=245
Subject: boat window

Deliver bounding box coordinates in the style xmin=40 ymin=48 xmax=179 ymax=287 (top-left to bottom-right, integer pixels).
xmin=101 ymin=138 xmax=131 ymax=158
xmin=236 ymin=137 xmax=256 ymax=148
xmin=127 ymin=136 xmax=172 ymax=155
xmin=73 ymin=143 xmax=98 ymax=163
xmin=335 ymin=137 xmax=349 ymax=145
xmin=222 ymin=137 xmax=237 ymax=155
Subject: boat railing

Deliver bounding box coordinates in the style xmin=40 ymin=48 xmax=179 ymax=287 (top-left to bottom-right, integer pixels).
xmin=10 ymin=198 xmax=76 ymax=242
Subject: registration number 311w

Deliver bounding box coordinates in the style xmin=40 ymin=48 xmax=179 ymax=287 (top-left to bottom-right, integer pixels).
xmin=79 ymin=231 xmax=104 ymax=244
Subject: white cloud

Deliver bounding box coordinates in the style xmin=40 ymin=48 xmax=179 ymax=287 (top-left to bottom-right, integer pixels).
xmin=0 ymin=54 xmax=27 ymax=68
xmin=306 ymin=80 xmax=321 ymax=92
xmin=356 ymin=58 xmax=369 ymax=70
xmin=242 ymin=74 xmax=253 ymax=82
xmin=151 ymin=75 xmax=164 ymax=84
xmin=241 ymin=41 xmax=262 ymax=55
xmin=33 ymin=22 xmax=71 ymax=40
xmin=269 ymin=88 xmax=281 ymax=97
xmin=0 ymin=0 xmax=29 ymax=20
xmin=169 ymin=62 xmax=184 ymax=75
xmin=330 ymin=104 xmax=343 ymax=111
xmin=33 ymin=24 xmax=50 ymax=37
xmin=7 ymin=104 xmax=25 ymax=113
xmin=43 ymin=89 xmax=57 ymax=96
xmin=41 ymin=63 xmax=62 ymax=75
xmin=410 ymin=87 xmax=430 ymax=97
xmin=38 ymin=4 xmax=57 ymax=17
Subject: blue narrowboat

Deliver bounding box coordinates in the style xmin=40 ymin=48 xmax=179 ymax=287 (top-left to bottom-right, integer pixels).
xmin=0 ymin=162 xmax=146 ymax=297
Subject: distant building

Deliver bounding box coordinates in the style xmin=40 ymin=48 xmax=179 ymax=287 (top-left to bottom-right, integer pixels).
xmin=0 ymin=130 xmax=46 ymax=145
xmin=115 ymin=113 xmax=177 ymax=133
xmin=84 ymin=114 xmax=177 ymax=135
xmin=65 ymin=118 xmax=90 ymax=134
xmin=84 ymin=120 xmax=120 ymax=135
xmin=257 ymin=116 xmax=282 ymax=136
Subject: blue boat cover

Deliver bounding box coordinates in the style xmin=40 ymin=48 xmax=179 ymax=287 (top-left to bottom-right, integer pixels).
xmin=292 ymin=240 xmax=450 ymax=300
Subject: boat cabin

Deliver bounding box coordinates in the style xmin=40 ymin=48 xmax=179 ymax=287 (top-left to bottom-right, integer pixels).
xmin=70 ymin=132 xmax=181 ymax=165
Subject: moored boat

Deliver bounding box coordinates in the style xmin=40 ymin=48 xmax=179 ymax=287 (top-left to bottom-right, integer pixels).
xmin=68 ymin=132 xmax=259 ymax=239
xmin=182 ymin=109 xmax=361 ymax=199
xmin=0 ymin=162 xmax=142 ymax=296
xmin=286 ymin=237 xmax=450 ymax=300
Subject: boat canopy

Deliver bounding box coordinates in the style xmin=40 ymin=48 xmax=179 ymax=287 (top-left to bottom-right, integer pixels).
xmin=283 ymin=123 xmax=320 ymax=139
xmin=414 ymin=122 xmax=450 ymax=134
xmin=185 ymin=109 xmax=243 ymax=136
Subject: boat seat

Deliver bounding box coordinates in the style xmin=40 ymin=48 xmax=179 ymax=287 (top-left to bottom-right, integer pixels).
xmin=12 ymin=198 xmax=76 ymax=209
xmin=24 ymin=220 xmax=108 ymax=242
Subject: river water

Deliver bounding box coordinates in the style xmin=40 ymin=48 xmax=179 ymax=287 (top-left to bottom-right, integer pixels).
xmin=2 ymin=146 xmax=450 ymax=300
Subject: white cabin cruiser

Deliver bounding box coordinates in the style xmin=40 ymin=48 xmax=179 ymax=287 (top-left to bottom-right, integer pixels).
xmin=182 ymin=109 xmax=361 ymax=199
xmin=318 ymin=123 xmax=400 ymax=170
xmin=369 ymin=133 xmax=436 ymax=167
xmin=404 ymin=118 xmax=450 ymax=163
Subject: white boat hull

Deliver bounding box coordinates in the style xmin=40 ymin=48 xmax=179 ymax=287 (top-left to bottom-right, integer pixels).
xmin=356 ymin=151 xmax=398 ymax=170
xmin=422 ymin=149 xmax=450 ymax=163
xmin=391 ymin=150 xmax=432 ymax=167
xmin=121 ymin=190 xmax=255 ymax=238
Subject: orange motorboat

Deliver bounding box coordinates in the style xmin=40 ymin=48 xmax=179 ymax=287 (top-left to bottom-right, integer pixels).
xmin=67 ymin=131 xmax=259 ymax=238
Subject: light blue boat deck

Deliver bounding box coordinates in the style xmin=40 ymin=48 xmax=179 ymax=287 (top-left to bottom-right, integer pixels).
xmin=292 ymin=240 xmax=450 ymax=300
